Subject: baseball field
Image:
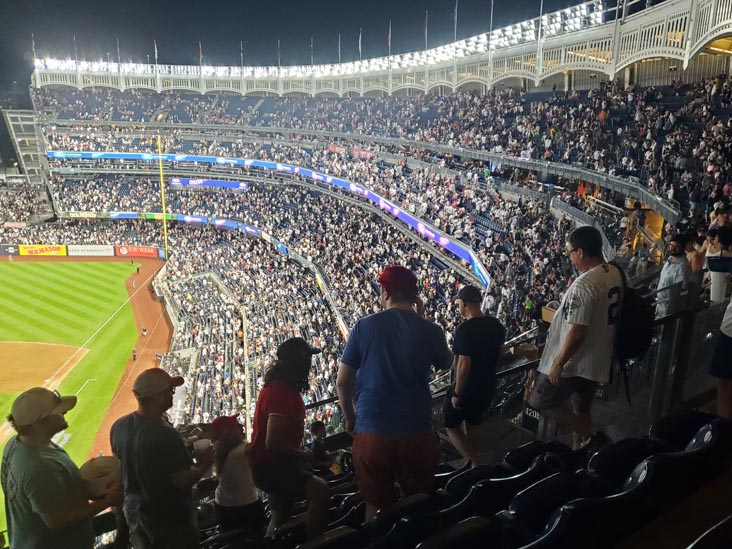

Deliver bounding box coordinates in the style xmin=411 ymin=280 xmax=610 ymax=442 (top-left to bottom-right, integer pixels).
xmin=0 ymin=257 xmax=172 ymax=534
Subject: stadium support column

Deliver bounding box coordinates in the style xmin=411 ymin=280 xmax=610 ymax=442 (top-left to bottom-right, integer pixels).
xmin=157 ymin=135 xmax=169 ymax=259
xmin=682 ymin=0 xmax=699 ymax=70
xmin=564 ymin=71 xmax=570 ymax=92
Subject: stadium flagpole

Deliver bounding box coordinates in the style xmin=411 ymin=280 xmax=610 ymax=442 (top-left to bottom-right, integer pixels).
xmin=156 ymin=135 xmax=169 ymax=259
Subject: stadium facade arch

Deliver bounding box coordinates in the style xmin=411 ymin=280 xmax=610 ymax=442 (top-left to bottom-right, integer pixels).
xmin=32 ymin=0 xmax=732 ymax=96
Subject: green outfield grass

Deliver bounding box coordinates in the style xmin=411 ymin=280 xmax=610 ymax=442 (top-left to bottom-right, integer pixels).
xmin=0 ymin=261 xmax=139 ymax=534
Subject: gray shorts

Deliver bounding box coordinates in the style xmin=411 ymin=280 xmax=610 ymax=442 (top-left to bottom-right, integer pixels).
xmin=529 ymin=373 xmax=598 ymax=414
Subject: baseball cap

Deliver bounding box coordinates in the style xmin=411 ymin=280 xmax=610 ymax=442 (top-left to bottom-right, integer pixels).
xmin=10 ymin=387 xmax=77 ymax=427
xmin=277 ymin=337 xmax=322 ymax=363
xmin=132 ymin=368 xmax=184 ymax=398
xmin=456 ymin=285 xmax=483 ymax=304
xmin=209 ymin=415 xmax=242 ymax=438
xmin=378 ymin=265 xmax=418 ymax=297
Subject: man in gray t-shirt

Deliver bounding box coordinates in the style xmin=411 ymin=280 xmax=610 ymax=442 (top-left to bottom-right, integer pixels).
xmin=1 ymin=387 xmax=121 ymax=549
xmin=111 ymin=368 xmax=213 ymax=549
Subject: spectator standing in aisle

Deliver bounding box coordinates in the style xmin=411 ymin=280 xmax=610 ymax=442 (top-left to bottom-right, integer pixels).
xmin=111 ymin=368 xmax=213 ymax=549
xmin=337 ymin=265 xmax=452 ymax=521
xmin=528 ymin=227 xmax=622 ymax=449
xmin=656 ymin=234 xmax=693 ymax=317
xmin=637 ymin=242 xmax=652 ymax=274
xmin=208 ymin=415 xmax=265 ymax=533
xmin=249 ymin=337 xmax=329 ymax=539
xmin=2 ymin=388 xmax=122 ymax=549
xmin=444 ymin=285 xmax=506 ymax=466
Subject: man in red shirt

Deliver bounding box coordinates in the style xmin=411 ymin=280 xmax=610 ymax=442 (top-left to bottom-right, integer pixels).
xmin=250 ymin=337 xmax=329 ymax=539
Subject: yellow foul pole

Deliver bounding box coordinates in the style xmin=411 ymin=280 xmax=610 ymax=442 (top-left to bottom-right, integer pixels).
xmin=156 ymin=135 xmax=169 ymax=259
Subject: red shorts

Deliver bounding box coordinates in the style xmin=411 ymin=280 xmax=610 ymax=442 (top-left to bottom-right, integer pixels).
xmin=352 ymin=431 xmax=439 ymax=509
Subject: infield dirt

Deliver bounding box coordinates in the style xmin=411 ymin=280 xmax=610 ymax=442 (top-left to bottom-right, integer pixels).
xmin=0 ymin=255 xmax=173 ymax=458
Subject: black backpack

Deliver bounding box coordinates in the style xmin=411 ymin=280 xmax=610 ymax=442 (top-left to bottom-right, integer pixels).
xmin=613 ymin=263 xmax=655 ymax=361
xmin=610 ymin=263 xmax=655 ymax=402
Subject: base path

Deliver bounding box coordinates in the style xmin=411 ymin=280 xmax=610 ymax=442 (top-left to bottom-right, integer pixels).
xmin=88 ymin=258 xmax=173 ymax=458
xmin=0 ymin=342 xmax=88 ymax=443
xmin=0 ymin=256 xmax=173 ymax=457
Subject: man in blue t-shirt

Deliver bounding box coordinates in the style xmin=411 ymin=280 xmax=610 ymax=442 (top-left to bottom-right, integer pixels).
xmin=337 ymin=265 xmax=452 ymax=521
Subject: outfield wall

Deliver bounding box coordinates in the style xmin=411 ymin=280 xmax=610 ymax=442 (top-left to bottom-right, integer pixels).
xmin=0 ymin=243 xmax=164 ymax=259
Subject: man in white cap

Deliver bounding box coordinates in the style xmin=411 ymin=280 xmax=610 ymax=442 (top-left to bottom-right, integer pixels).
xmin=1 ymin=387 xmax=122 ymax=549
xmin=111 ymin=368 xmax=213 ymax=549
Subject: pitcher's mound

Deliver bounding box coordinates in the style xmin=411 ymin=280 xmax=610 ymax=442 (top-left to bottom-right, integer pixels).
xmin=0 ymin=342 xmax=89 ymax=391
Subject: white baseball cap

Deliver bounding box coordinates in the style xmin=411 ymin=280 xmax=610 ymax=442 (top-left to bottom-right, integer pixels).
xmin=10 ymin=388 xmax=77 ymax=427
xmin=133 ymin=368 xmax=184 ymax=398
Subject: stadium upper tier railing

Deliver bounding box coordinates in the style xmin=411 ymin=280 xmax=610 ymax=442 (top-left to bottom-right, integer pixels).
xmin=40 ymin=119 xmax=683 ymax=223
xmin=31 ymin=0 xmax=732 ymax=96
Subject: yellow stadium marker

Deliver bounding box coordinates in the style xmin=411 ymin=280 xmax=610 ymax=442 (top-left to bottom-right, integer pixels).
xmin=157 ymin=135 xmax=169 ymax=259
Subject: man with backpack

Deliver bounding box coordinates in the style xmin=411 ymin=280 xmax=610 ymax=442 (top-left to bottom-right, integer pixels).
xmin=528 ymin=226 xmax=623 ymax=449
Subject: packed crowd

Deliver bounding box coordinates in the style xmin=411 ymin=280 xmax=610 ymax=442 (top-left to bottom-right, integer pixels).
xmin=45 ymin=127 xmax=577 ymax=331
xmin=34 ymin=75 xmax=732 ymax=222
xmin=0 ymin=181 xmax=51 ymax=223
xmin=47 ymin=166 xmax=573 ymax=338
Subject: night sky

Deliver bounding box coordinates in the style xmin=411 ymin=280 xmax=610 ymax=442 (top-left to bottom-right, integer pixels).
xmin=0 ymin=0 xmax=588 ymax=88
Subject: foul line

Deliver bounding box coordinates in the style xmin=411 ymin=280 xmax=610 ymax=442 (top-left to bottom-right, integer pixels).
xmin=0 ymin=269 xmax=158 ymax=443
xmin=45 ymin=270 xmax=157 ymax=384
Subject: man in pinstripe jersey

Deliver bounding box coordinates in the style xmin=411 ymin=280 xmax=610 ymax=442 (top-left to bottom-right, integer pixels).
xmin=529 ymin=226 xmax=623 ymax=449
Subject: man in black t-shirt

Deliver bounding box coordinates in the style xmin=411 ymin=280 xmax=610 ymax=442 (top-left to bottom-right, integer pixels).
xmin=444 ymin=285 xmax=506 ymax=465
xmin=111 ymin=368 xmax=214 ymax=549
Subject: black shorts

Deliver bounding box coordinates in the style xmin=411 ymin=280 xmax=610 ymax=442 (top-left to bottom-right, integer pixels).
xmin=529 ymin=373 xmax=598 ymax=414
xmin=214 ymin=500 xmax=265 ymax=533
xmin=251 ymin=458 xmax=312 ymax=514
xmin=710 ymin=332 xmax=732 ymax=380
xmin=443 ymin=385 xmax=491 ymax=428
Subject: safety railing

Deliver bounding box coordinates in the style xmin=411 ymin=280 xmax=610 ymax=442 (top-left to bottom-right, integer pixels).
xmin=550 ymin=197 xmax=617 ymax=261
xmin=41 ymin=116 xmax=683 ymax=223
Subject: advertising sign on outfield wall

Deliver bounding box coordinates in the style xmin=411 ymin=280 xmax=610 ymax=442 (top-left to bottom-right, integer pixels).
xmin=1 ymin=244 xmax=20 ymax=256
xmin=115 ymin=245 xmax=159 ymax=258
xmin=68 ymin=212 xmax=99 ymax=219
xmin=67 ymin=244 xmax=115 ymax=257
xmin=19 ymin=244 xmax=67 ymax=256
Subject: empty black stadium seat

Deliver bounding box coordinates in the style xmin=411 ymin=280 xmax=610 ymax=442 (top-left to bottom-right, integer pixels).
xmin=415 ymin=516 xmax=501 ymax=549
xmin=328 ymin=501 xmax=366 ymax=530
xmin=444 ymin=463 xmax=513 ymax=500
xmin=502 ymin=440 xmax=572 ymax=472
xmin=502 ymin=471 xmax=612 ymax=546
xmin=648 ymin=409 xmax=718 ymax=450
xmin=587 ymin=436 xmax=671 ymax=488
xmin=368 ymin=493 xmax=447 ymax=541
xmin=434 ymin=460 xmax=471 ymax=489
xmin=296 ymin=526 xmax=367 ymax=549
xmin=686 ymin=515 xmax=732 ymax=549
xmin=518 ymin=461 xmax=657 ymax=549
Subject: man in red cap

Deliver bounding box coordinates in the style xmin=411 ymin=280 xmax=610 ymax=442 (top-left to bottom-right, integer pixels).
xmin=110 ymin=368 xmax=213 ymax=549
xmin=337 ymin=265 xmax=452 ymax=521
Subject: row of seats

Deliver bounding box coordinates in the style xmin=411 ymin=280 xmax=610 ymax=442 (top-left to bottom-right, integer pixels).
xmin=234 ymin=410 xmax=728 ymax=549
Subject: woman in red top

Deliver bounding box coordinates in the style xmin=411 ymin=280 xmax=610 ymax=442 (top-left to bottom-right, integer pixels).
xmin=249 ymin=337 xmax=329 ymax=539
